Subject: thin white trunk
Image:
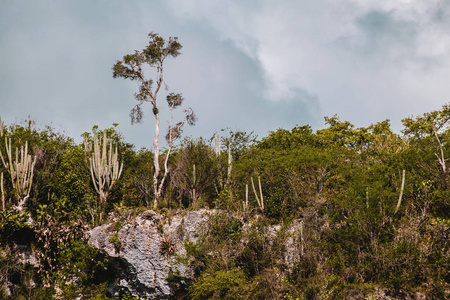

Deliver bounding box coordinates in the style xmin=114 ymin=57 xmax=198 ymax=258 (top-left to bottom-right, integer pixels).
xmin=157 ymin=146 xmax=171 ymax=201
xmin=152 ymin=62 xmax=165 ymax=208
xmin=226 ymin=144 xmax=232 ymax=186
xmin=433 ymin=128 xmax=446 ymax=173
xmin=155 ymin=102 xmax=173 ymax=207
xmin=153 ymin=112 xmax=160 ymax=208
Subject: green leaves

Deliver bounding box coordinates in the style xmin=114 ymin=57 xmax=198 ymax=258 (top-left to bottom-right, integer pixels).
xmin=402 ymin=103 xmax=450 ymax=137
xmin=143 ymin=33 xmax=182 ymax=63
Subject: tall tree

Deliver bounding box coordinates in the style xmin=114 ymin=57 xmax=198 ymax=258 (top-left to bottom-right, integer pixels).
xmin=113 ymin=32 xmax=195 ymax=207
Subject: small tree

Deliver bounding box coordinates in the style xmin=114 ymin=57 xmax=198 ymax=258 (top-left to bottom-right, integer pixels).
xmin=113 ymin=32 xmax=195 ymax=208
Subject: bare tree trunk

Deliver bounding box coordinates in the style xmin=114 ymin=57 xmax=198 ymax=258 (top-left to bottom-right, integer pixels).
xmin=157 ymin=147 xmax=172 ymax=204
xmin=155 ymin=103 xmax=175 ymax=206
xmin=152 ymin=62 xmax=164 ymax=208
xmin=153 ymin=113 xmax=160 ymax=208
xmin=433 ymin=128 xmax=447 ymax=173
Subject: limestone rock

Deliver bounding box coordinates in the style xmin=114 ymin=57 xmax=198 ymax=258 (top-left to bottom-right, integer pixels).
xmin=88 ymin=209 xmax=213 ymax=299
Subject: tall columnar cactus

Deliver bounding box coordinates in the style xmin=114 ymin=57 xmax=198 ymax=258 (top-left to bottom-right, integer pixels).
xmin=84 ymin=130 xmax=123 ymax=205
xmin=300 ymin=220 xmax=304 ymax=256
xmin=1 ymin=172 xmax=4 ymax=211
xmin=0 ymin=138 xmax=36 ymax=212
xmin=215 ymin=135 xmax=220 ymax=156
xmin=251 ymin=176 xmax=264 ymax=212
xmin=395 ymin=169 xmax=406 ymax=214
xmin=226 ymin=143 xmax=232 ymax=186
xmin=243 ymin=184 xmax=249 ymax=212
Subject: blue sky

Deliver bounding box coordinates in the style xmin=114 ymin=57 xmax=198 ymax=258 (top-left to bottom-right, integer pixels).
xmin=1 ymin=0 xmax=450 ymax=149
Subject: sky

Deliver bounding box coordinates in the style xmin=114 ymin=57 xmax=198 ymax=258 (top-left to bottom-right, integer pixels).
xmin=1 ymin=0 xmax=450 ymax=149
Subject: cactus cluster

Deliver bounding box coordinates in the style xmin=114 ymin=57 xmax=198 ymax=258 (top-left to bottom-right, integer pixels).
xmin=84 ymin=130 xmax=123 ymax=205
xmin=0 ymin=138 xmax=36 ymax=212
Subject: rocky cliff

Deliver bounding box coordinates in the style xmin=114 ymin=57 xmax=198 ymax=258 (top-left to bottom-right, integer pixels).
xmin=88 ymin=209 xmax=309 ymax=299
xmin=88 ymin=209 xmax=215 ymax=299
xmin=88 ymin=209 xmax=408 ymax=300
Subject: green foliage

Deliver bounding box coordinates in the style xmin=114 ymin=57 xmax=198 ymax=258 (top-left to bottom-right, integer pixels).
xmin=183 ymin=241 xmax=208 ymax=277
xmin=214 ymin=189 xmax=238 ymax=210
xmin=109 ymin=232 xmax=121 ymax=253
xmin=189 ymin=270 xmax=251 ymax=300
xmin=115 ymin=148 xmax=154 ymax=208
xmin=219 ymin=129 xmax=257 ymax=160
xmin=239 ymin=229 xmax=271 ymax=277
xmin=0 ymin=210 xmax=31 ymax=244
xmin=1 ymin=104 xmax=450 ymax=298
xmin=170 ymin=137 xmax=219 ymax=208
xmin=208 ymin=213 xmax=242 ymax=243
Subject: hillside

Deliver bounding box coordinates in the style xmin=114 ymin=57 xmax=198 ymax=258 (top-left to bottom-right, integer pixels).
xmin=0 ymin=105 xmax=449 ymax=299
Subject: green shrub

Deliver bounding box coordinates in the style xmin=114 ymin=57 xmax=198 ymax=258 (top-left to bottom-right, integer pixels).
xmin=189 ymin=270 xmax=249 ymax=300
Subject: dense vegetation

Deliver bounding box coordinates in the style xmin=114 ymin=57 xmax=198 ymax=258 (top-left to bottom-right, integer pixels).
xmin=0 ymin=104 xmax=449 ymax=299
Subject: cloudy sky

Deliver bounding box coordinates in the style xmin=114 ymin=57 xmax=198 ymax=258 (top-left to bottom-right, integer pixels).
xmin=1 ymin=1 xmax=450 ymax=149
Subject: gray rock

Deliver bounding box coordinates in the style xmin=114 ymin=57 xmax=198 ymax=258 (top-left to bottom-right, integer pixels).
xmin=88 ymin=209 xmax=213 ymax=299
xmin=88 ymin=209 xmax=309 ymax=299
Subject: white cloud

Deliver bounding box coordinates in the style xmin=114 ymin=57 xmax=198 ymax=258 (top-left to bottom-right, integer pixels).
xmin=2 ymin=0 xmax=450 ymax=149
xmin=165 ymin=0 xmax=450 ymax=129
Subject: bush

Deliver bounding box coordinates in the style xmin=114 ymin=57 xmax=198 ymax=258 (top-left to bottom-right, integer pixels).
xmin=189 ymin=270 xmax=250 ymax=300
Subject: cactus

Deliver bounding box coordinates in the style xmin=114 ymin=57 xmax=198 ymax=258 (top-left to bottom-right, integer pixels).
xmin=243 ymin=184 xmax=249 ymax=212
xmin=395 ymin=170 xmax=406 ymax=214
xmin=0 ymin=138 xmax=36 ymax=212
xmin=300 ymin=220 xmax=304 ymax=256
xmin=84 ymin=130 xmax=123 ymax=205
xmin=1 ymin=172 xmax=4 ymax=211
xmin=215 ymin=135 xmax=221 ymax=156
xmin=227 ymin=142 xmax=232 ymax=186
xmin=251 ymin=176 xmax=264 ymax=212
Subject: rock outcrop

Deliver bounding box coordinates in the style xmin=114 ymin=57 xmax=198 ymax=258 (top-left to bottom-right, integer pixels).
xmin=88 ymin=209 xmax=213 ymax=299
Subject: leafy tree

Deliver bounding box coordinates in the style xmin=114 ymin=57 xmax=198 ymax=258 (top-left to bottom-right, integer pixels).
xmin=402 ymin=103 xmax=450 ymax=173
xmin=113 ymin=32 xmax=196 ymax=208
xmin=170 ymin=137 xmax=218 ymax=208
xmin=115 ymin=148 xmax=154 ymax=208
xmin=48 ymin=145 xmax=96 ymax=223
